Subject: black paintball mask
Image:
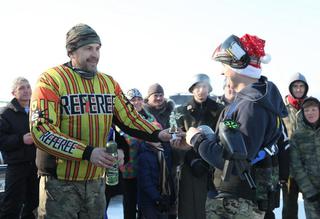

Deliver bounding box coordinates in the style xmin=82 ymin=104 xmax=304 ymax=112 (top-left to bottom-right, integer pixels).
xmin=218 ymin=119 xmax=256 ymax=189
xmin=212 ymin=35 xmax=250 ymax=69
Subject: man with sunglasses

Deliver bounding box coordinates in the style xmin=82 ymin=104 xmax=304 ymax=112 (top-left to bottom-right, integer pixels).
xmin=185 ymin=34 xmax=287 ymax=218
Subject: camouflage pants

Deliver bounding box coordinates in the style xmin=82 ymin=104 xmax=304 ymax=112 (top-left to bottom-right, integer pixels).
xmin=38 ymin=176 xmax=106 ymax=219
xmin=205 ymin=197 xmax=265 ymax=219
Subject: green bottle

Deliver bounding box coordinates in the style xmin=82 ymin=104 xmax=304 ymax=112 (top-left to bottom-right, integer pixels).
xmin=105 ymin=141 xmax=119 ymax=186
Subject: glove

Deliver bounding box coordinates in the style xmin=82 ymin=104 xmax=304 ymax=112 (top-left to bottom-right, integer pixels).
xmin=198 ymin=125 xmax=216 ymax=141
xmin=155 ymin=195 xmax=170 ymax=213
xmin=186 ymin=127 xmax=201 ymax=146
xmin=186 ymin=126 xmax=216 ymax=146
xmin=307 ymin=193 xmax=320 ymax=202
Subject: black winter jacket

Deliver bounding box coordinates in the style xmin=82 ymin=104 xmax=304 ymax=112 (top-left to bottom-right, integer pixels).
xmin=176 ymin=97 xmax=224 ymax=132
xmin=0 ymin=98 xmax=36 ymax=164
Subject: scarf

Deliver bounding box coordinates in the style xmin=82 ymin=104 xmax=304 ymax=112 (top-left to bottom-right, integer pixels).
xmin=287 ymin=95 xmax=303 ymax=110
xmin=65 ymin=62 xmax=96 ymax=79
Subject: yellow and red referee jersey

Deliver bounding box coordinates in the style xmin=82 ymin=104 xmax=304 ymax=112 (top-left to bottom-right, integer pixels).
xmin=30 ymin=64 xmax=160 ymax=181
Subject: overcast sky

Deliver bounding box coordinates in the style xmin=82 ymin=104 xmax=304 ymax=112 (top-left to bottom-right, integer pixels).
xmin=1 ymin=0 xmax=319 ymax=101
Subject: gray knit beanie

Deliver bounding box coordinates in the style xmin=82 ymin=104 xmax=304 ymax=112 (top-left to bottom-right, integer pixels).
xmin=147 ymin=83 xmax=164 ymax=97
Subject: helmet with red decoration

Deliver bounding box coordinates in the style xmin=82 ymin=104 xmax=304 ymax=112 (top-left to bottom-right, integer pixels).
xmin=212 ymin=34 xmax=271 ymax=79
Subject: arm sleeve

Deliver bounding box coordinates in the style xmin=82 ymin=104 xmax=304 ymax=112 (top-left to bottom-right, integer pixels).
xmin=289 ymin=136 xmax=318 ymax=198
xmin=278 ymin=122 xmax=290 ymax=181
xmin=0 ymin=114 xmax=25 ymax=152
xmin=29 ymin=73 xmax=88 ymax=161
xmin=192 ymin=133 xmax=225 ymax=170
xmin=113 ymin=117 xmax=160 ymax=142
xmin=112 ymin=82 xmax=160 ymax=141
xmin=236 ymin=103 xmax=269 ymax=160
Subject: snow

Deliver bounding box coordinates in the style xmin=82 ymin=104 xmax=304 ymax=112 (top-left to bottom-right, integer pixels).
xmin=106 ymin=194 xmax=306 ymax=219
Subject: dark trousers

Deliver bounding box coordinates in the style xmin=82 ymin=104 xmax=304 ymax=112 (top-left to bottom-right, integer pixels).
xmin=141 ymin=205 xmax=168 ymax=219
xmin=264 ymin=210 xmax=275 ymax=219
xmin=282 ymin=177 xmax=299 ymax=219
xmin=105 ymin=174 xmax=123 ymax=209
xmin=0 ymin=162 xmax=39 ymax=219
xmin=122 ymin=178 xmax=138 ymax=219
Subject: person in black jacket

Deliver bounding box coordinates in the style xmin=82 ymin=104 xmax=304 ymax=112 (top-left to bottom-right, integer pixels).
xmin=0 ymin=77 xmax=39 ymax=219
xmin=175 ymin=73 xmax=224 ymax=219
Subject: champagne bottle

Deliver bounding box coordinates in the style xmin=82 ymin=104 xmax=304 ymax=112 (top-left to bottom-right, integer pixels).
xmin=105 ymin=141 xmax=119 ymax=186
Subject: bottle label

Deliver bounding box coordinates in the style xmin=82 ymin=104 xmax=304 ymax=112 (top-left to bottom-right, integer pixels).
xmin=106 ymin=153 xmax=119 ymax=186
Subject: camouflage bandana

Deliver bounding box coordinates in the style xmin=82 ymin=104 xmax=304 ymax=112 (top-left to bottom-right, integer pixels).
xmin=66 ymin=23 xmax=101 ymax=53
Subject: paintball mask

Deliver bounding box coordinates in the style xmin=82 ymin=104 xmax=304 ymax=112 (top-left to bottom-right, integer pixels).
xmin=218 ymin=119 xmax=256 ymax=189
xmin=212 ymin=35 xmax=250 ymax=69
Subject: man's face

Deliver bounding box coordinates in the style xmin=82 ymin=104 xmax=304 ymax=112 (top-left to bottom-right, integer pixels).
xmin=291 ymin=81 xmax=306 ymax=99
xmin=223 ymin=66 xmax=239 ymax=91
xmin=303 ymin=105 xmax=319 ymax=124
xmin=70 ymin=43 xmax=100 ymax=73
xmin=12 ymin=81 xmax=32 ymax=102
xmin=130 ymin=97 xmax=143 ymax=112
xmin=148 ymin=93 xmax=164 ymax=109
xmin=192 ymin=82 xmax=210 ymax=103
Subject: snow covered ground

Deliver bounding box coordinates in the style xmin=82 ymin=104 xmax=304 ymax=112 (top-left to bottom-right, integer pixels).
xmin=274 ymin=193 xmax=306 ymax=219
xmin=107 ymin=195 xmax=124 ymax=219
xmin=107 ymin=194 xmax=306 ymax=219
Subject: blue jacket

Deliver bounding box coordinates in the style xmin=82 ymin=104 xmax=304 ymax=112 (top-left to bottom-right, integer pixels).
xmin=137 ymin=142 xmax=173 ymax=207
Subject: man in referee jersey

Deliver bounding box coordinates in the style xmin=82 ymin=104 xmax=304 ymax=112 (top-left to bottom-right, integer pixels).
xmin=30 ymin=23 xmax=177 ymax=219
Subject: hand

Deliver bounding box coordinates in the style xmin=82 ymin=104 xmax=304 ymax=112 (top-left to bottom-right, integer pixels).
xmin=170 ymin=134 xmax=192 ymax=150
xmin=158 ymin=128 xmax=172 ymax=142
xmin=158 ymin=128 xmax=185 ymax=142
xmin=117 ymin=149 xmax=124 ymax=166
xmin=170 ymin=130 xmax=186 ymax=148
xmin=90 ymin=148 xmax=117 ymax=169
xmin=186 ymin=127 xmax=200 ymax=146
xmin=23 ymin=133 xmax=34 ymax=145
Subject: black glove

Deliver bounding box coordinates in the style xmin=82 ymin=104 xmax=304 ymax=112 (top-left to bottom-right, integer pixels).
xmin=155 ymin=195 xmax=170 ymax=213
xmin=307 ymin=193 xmax=320 ymax=202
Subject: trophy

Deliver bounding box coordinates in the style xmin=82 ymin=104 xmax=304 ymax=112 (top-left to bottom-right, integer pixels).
xmin=169 ymin=111 xmax=182 ymax=139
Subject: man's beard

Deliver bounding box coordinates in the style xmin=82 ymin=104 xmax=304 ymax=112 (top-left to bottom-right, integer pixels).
xmin=70 ymin=60 xmax=98 ymax=79
xmin=82 ymin=59 xmax=98 ymax=74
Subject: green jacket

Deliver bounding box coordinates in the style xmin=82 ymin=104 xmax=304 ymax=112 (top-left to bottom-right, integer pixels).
xmin=290 ymin=121 xmax=320 ymax=199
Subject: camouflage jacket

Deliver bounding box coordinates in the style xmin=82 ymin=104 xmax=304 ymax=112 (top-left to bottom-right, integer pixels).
xmin=289 ymin=121 xmax=320 ymax=199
